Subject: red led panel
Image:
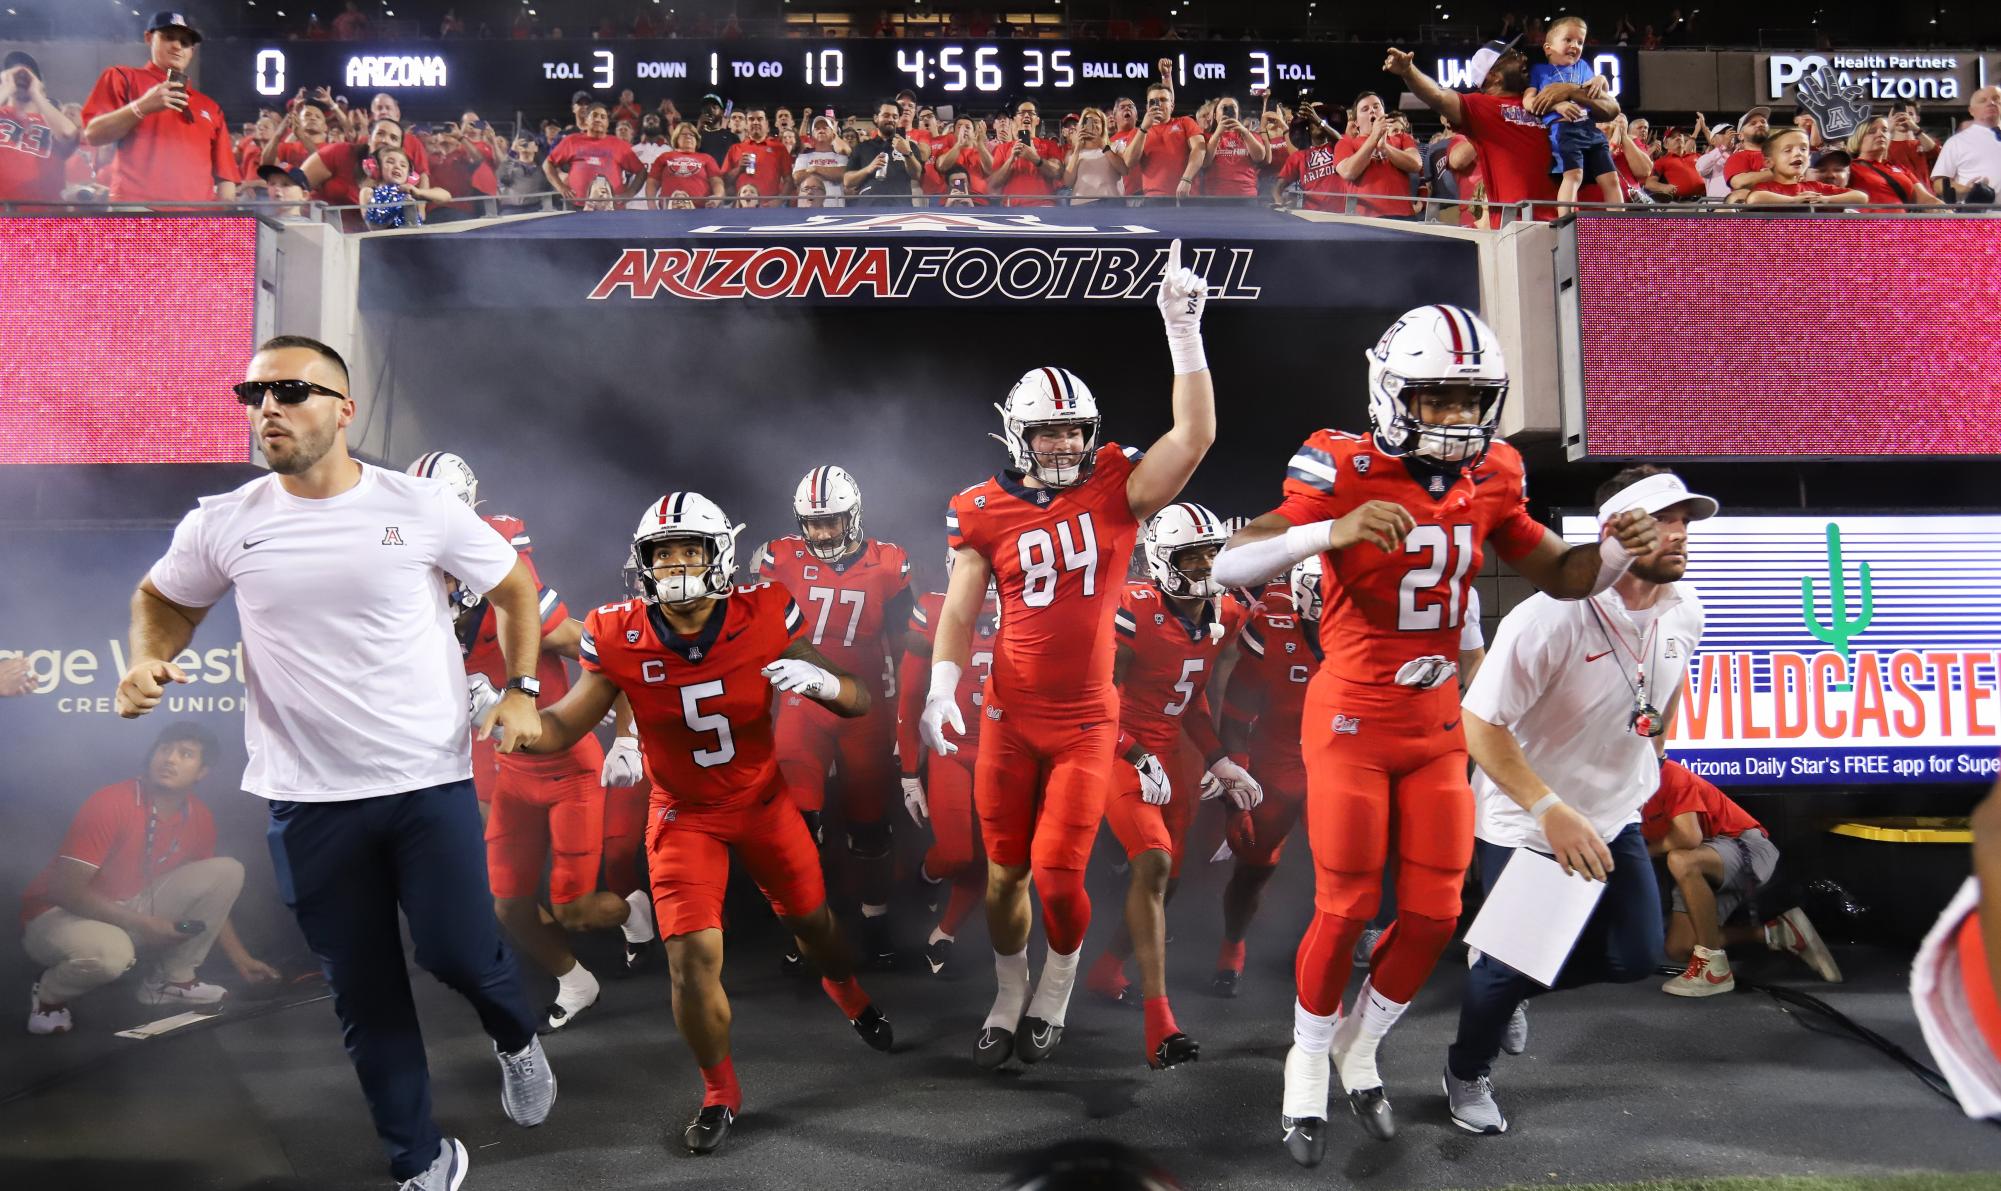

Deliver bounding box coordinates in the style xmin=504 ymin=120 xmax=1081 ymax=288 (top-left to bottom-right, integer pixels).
xmin=0 ymin=217 xmax=257 ymax=464
xmin=1573 ymin=214 xmax=2001 ymax=457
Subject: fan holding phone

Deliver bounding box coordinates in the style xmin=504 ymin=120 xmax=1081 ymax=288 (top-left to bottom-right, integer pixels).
xmin=78 ymin=11 xmax=239 ymax=203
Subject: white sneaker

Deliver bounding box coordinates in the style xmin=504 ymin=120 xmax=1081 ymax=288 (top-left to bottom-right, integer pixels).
xmin=28 ymin=984 xmax=71 ymax=1036
xmin=136 ymin=977 xmax=227 ymax=1006
xmin=1767 ymin=907 xmax=1844 ymax=983
xmin=1501 ymin=1002 xmax=1529 ymax=1056
xmin=1662 ymin=946 xmax=1735 ymax=997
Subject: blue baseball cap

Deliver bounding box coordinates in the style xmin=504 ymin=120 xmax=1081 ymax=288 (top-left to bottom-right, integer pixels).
xmin=145 ymin=11 xmax=202 ymax=43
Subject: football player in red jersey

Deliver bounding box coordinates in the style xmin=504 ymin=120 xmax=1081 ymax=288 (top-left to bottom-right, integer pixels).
xmin=920 ymin=238 xmax=1216 ymax=1070
xmin=755 ymin=465 xmax=913 ymax=967
xmin=895 ymin=555 xmax=1003 ymax=978
xmin=1210 ymin=304 xmax=1659 ymax=1165
xmin=516 ymin=492 xmax=890 ymax=1156
xmin=1085 ymin=501 xmax=1260 ymax=1069
xmin=408 ymin=452 xmax=652 ymax=1028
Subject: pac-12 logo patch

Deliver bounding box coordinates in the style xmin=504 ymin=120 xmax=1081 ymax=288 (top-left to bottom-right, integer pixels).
xmin=1354 ymin=455 xmax=1371 ymax=474
xmin=626 ymin=630 xmax=642 ymax=643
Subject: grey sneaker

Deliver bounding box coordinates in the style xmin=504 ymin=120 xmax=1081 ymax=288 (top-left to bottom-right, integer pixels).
xmin=496 ymin=1035 xmax=556 ymax=1126
xmin=1352 ymin=928 xmax=1383 ymax=969
xmin=1501 ymin=1003 xmax=1528 ymax=1056
xmin=397 ymin=1137 xmax=468 ymax=1191
xmin=1443 ymin=1068 xmax=1509 ymax=1134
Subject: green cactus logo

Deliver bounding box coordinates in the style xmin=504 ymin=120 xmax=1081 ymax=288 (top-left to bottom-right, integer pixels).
xmin=1800 ymin=522 xmax=1874 ymax=693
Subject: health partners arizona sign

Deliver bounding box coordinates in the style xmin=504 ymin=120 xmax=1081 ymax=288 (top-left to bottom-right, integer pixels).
xmin=1759 ymin=51 xmax=1988 ymax=106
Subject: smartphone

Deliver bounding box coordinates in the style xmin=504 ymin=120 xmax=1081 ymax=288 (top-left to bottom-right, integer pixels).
xmin=174 ymin=919 xmax=207 ymax=935
xmin=949 ymin=173 xmax=969 ymax=193
xmin=1018 ymin=129 xmax=1032 ymax=144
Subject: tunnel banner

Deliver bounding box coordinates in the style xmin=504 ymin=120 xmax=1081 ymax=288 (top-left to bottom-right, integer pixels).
xmin=1560 ymin=512 xmax=2001 ymax=786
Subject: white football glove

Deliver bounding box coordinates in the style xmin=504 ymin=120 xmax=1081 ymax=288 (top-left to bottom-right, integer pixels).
xmin=1393 ymin=654 xmax=1459 ymax=690
xmin=1207 ymin=756 xmax=1264 ymax=811
xmin=467 ymin=673 xmax=502 ymax=724
xmin=761 ymin=658 xmax=841 ymax=701
xmin=600 ymin=736 xmax=644 ymax=788
xmin=901 ymin=774 xmax=929 ymax=826
xmin=919 ymin=660 xmax=967 ymax=756
xmin=1155 ymin=237 xmax=1209 ymax=374
xmin=1199 ymin=772 xmax=1225 ymax=800
xmin=1133 ymin=752 xmax=1172 ymax=806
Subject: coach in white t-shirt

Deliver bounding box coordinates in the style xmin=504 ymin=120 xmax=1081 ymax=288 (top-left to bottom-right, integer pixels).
xmin=114 ymin=336 xmax=555 ymax=1191
xmin=1439 ymin=465 xmax=1714 ymax=1138
xmin=1930 ymin=86 xmax=2001 ymax=201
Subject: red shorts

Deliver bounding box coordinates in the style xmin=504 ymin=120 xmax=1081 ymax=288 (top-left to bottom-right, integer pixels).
xmin=485 ymin=740 xmax=607 ymax=904
xmin=974 ymin=701 xmax=1118 ymax=871
xmin=645 ymin=776 xmax=827 ymax=938
xmin=1231 ymin=759 xmax=1307 ymax=868
xmin=774 ymin=691 xmax=897 ymax=822
xmin=1302 ymin=670 xmax=1474 ymax=920
xmin=1103 ymin=737 xmax=1202 ymax=877
xmin=924 ymin=746 xmax=983 ymax=877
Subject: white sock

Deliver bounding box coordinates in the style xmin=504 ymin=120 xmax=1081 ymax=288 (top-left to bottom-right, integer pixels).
xmin=554 ymin=962 xmax=599 ymax=1011
xmin=621 ymin=890 xmax=656 ymax=943
xmin=985 ymin=949 xmax=1031 ymax=1032
xmin=1332 ymin=981 xmax=1405 ymax=1091
xmin=862 ymin=902 xmax=889 ymax=918
xmin=928 ymin=925 xmax=955 ymax=946
xmin=1292 ymin=997 xmax=1337 ymax=1055
xmin=1026 ymin=944 xmax=1081 ymax=1028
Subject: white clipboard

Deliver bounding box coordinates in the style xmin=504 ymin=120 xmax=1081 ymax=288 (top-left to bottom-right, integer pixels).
xmin=1463 ymin=848 xmax=1608 ymax=987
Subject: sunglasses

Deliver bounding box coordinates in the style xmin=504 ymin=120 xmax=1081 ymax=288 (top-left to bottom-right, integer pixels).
xmin=232 ymin=379 xmax=347 ymax=406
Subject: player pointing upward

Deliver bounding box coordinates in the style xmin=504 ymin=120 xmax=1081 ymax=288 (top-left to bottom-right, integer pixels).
xmin=921 ymin=239 xmax=1217 ymax=1070
xmin=1209 ymin=303 xmax=1659 ymax=1165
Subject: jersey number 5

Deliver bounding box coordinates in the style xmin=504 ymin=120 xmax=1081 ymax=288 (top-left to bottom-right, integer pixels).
xmin=682 ymin=679 xmax=737 ymax=768
xmin=1017 ymin=513 xmax=1099 ymax=607
xmin=1397 ymin=524 xmax=1475 ymax=631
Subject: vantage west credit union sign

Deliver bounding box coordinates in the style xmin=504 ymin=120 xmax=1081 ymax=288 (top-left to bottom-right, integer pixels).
xmin=1758 ymin=50 xmax=1989 ymax=106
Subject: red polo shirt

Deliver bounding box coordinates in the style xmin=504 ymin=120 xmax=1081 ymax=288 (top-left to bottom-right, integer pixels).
xmin=21 ymin=781 xmax=217 ymax=925
xmin=1333 ymin=130 xmax=1418 ymax=217
xmin=80 ymin=63 xmax=238 ymax=203
xmin=1133 ymin=115 xmax=1204 ymax=197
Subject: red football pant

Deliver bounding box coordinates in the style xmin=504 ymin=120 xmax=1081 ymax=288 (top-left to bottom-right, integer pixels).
xmin=646 ymin=778 xmax=827 ymax=939
xmin=485 ymin=744 xmax=606 ymax=904
xmin=974 ymin=704 xmax=1118 ymax=873
xmin=1103 ymin=738 xmax=1201 ymax=878
xmin=923 ymin=747 xmax=984 ymax=880
xmin=1295 ymin=672 xmax=1473 ymax=1013
xmin=1228 ymin=762 xmax=1307 ymax=869
xmin=601 ymin=779 xmax=648 ymax=898
xmin=775 ymin=692 xmax=897 ymax=823
xmin=471 ymin=734 xmax=498 ymax=805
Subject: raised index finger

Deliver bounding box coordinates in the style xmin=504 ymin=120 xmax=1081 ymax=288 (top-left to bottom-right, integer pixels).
xmin=1164 ymin=237 xmax=1183 ymax=276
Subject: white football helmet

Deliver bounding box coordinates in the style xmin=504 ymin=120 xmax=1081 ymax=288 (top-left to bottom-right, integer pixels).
xmin=1147 ymin=502 xmax=1230 ymax=599
xmin=1365 ymin=304 xmax=1509 ymax=463
xmin=626 ymin=492 xmax=745 ymax=606
xmin=1289 ymin=554 xmax=1325 ymax=622
xmin=993 ymin=366 xmax=1100 ymax=487
xmin=793 ymin=465 xmax=864 ymax=562
xmin=407 ymin=451 xmax=479 ymax=507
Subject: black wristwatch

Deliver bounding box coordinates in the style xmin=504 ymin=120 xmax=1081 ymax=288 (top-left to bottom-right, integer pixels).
xmin=502 ymin=676 xmax=542 ymax=700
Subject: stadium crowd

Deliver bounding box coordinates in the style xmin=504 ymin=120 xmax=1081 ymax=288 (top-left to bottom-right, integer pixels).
xmin=4 ymin=13 xmax=1998 ymax=226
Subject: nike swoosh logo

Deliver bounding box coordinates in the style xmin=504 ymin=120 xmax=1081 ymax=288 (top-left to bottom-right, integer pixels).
xmin=243 ymin=537 xmax=271 ymax=550
xmin=977 ymin=1033 xmax=1000 ymax=1049
xmin=724 ymin=628 xmax=746 ymax=642
xmin=927 ymin=957 xmax=945 ymax=974
xmin=1705 ymin=970 xmax=1732 ymax=984
xmin=1472 ymin=473 xmax=1495 ymax=485
xmin=1031 ymin=1027 xmax=1053 ymax=1044
xmin=1585 ymin=650 xmax=1614 ymax=662
xmin=1442 ymin=719 xmax=1460 ymax=731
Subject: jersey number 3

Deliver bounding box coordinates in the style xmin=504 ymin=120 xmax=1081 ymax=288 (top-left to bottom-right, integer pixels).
xmin=1017 ymin=513 xmax=1099 ymax=607
xmin=1397 ymin=524 xmax=1475 ymax=631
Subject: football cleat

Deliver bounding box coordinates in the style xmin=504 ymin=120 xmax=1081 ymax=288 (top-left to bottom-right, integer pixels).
xmin=1347 ymin=1087 xmax=1396 ymax=1141
xmin=860 ymin=916 xmax=899 ymax=971
xmin=1014 ymin=1016 xmax=1064 ymax=1064
xmin=1211 ymin=969 xmax=1241 ymax=999
xmin=924 ymin=936 xmax=956 ymax=978
xmin=1150 ymin=1032 xmax=1200 ymax=1070
xmin=781 ymin=946 xmax=810 ymax=979
xmin=1352 ymin=927 xmax=1383 ymax=969
xmin=683 ymin=1104 xmax=734 ymax=1154
xmin=1282 ymin=1116 xmax=1327 ymax=1168
xmin=850 ymin=1004 xmax=894 ymax=1052
xmin=974 ymin=1026 xmax=1015 ymax=1070
xmin=623 ymin=940 xmax=656 ymax=975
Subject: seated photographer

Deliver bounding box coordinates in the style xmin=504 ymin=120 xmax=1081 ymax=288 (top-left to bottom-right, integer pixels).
xmin=22 ymin=723 xmax=278 ymax=1036
xmin=1642 ymin=759 xmax=1842 ymax=997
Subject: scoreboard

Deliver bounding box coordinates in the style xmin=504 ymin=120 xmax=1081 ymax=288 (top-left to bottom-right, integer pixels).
xmin=201 ymin=38 xmax=1636 ymax=120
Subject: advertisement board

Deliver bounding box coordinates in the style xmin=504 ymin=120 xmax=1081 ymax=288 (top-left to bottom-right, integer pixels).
xmin=1565 ymin=213 xmax=2001 ymax=459
xmin=0 ymin=218 xmax=258 ymax=466
xmin=1560 ymin=512 xmax=2001 ymax=786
